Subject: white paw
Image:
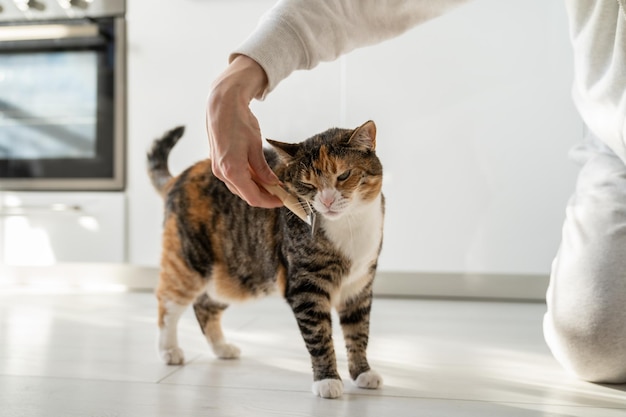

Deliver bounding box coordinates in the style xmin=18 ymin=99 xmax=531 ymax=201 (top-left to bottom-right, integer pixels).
xmin=312 ymin=379 xmax=343 ymax=399
xmin=160 ymin=347 xmax=185 ymax=365
xmin=354 ymin=369 xmax=383 ymax=389
xmin=213 ymin=342 xmax=241 ymax=359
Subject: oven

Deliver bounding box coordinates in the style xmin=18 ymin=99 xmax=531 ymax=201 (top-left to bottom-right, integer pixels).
xmin=0 ymin=0 xmax=125 ymax=191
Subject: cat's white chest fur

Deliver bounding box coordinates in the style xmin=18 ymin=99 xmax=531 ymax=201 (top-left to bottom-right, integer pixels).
xmin=321 ymin=194 xmax=383 ymax=306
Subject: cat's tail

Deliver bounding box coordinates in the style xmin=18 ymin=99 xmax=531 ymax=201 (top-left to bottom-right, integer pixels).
xmin=147 ymin=125 xmax=185 ymax=196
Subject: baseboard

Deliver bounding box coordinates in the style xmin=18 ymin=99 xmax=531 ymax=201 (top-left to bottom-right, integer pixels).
xmin=0 ymin=263 xmax=548 ymax=301
xmin=0 ymin=263 xmax=159 ymax=292
xmin=373 ymin=271 xmax=548 ymax=302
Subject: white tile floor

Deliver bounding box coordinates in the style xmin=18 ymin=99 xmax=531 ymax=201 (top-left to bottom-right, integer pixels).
xmin=1 ymin=290 xmax=625 ymax=416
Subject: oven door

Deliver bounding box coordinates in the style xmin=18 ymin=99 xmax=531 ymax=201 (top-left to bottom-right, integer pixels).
xmin=0 ymin=18 xmax=125 ymax=191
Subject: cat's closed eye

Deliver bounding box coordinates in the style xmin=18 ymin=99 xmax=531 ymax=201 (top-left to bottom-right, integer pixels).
xmin=337 ymin=170 xmax=351 ymax=181
xmin=299 ymin=181 xmax=316 ymax=191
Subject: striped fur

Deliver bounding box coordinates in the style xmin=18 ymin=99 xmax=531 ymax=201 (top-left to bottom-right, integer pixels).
xmin=148 ymin=121 xmax=384 ymax=398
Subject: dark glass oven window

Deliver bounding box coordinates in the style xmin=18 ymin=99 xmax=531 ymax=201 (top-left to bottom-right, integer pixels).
xmin=0 ymin=50 xmax=98 ymax=160
xmin=0 ymin=19 xmax=117 ymax=181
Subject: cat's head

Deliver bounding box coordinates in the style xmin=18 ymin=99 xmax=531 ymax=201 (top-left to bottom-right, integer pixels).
xmin=267 ymin=120 xmax=382 ymax=221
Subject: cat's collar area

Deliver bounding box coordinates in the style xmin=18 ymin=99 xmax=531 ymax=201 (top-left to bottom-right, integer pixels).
xmin=303 ymin=199 xmax=318 ymax=236
xmin=261 ymin=183 xmax=310 ymax=225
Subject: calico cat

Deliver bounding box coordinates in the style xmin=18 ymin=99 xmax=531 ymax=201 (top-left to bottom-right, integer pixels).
xmin=147 ymin=121 xmax=384 ymax=399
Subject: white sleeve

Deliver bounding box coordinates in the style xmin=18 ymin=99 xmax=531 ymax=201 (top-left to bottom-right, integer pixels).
xmin=565 ymin=0 xmax=626 ymax=162
xmin=231 ymin=0 xmax=471 ymax=97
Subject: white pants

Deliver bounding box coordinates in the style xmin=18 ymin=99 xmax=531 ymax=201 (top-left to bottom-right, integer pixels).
xmin=544 ymin=130 xmax=626 ymax=383
xmin=543 ymin=0 xmax=626 ymax=383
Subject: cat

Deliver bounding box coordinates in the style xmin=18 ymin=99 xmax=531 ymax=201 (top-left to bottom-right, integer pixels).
xmin=147 ymin=120 xmax=384 ymax=399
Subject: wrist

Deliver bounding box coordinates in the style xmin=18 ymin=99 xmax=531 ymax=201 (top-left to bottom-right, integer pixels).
xmin=223 ymin=55 xmax=268 ymax=101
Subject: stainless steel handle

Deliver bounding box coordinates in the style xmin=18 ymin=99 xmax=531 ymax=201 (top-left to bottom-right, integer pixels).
xmin=0 ymin=204 xmax=82 ymax=215
xmin=0 ymin=23 xmax=99 ymax=42
xmin=69 ymin=0 xmax=90 ymax=10
xmin=26 ymin=0 xmax=46 ymax=11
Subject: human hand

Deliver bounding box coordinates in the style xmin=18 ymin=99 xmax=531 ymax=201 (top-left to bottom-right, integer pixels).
xmin=206 ymin=55 xmax=283 ymax=208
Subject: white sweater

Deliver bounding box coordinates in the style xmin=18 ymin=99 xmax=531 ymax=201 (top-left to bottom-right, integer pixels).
xmin=233 ymin=0 xmax=626 ymax=162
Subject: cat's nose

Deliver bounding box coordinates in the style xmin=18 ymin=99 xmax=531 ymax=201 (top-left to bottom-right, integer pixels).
xmin=321 ymin=197 xmax=334 ymax=208
xmin=319 ymin=190 xmax=335 ymax=208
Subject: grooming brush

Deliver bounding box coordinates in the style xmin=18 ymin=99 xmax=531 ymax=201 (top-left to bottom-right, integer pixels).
xmin=262 ymin=183 xmax=317 ymax=235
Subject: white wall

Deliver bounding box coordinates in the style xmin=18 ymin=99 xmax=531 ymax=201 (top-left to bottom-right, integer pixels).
xmin=127 ymin=0 xmax=580 ymax=276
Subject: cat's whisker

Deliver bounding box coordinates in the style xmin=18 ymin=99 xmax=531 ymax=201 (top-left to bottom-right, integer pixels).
xmin=285 ymin=209 xmax=308 ymax=224
xmin=293 ymin=201 xmax=315 ymax=214
xmin=285 ymin=210 xmax=298 ymax=221
xmin=346 ymin=213 xmax=355 ymax=247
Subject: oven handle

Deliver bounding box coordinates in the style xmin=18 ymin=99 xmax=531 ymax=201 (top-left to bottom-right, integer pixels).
xmin=0 ymin=23 xmax=100 ymax=43
xmin=0 ymin=204 xmax=83 ymax=216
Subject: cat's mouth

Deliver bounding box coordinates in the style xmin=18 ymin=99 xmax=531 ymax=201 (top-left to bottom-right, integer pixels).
xmin=317 ymin=207 xmax=344 ymax=220
xmin=311 ymin=196 xmax=347 ymax=220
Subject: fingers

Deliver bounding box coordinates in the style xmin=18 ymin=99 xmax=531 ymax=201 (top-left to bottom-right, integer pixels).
xmin=207 ymin=118 xmax=283 ymax=208
xmin=211 ymin=153 xmax=283 ymax=208
xmin=248 ymin=142 xmax=280 ymax=186
xmin=207 ymin=123 xmax=282 ymax=208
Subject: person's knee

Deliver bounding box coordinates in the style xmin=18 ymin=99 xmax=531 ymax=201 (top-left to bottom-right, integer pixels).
xmin=544 ymin=287 xmax=626 ymax=384
xmin=547 ymin=135 xmax=626 ymax=383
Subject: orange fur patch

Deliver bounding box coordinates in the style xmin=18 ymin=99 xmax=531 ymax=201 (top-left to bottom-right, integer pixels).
xmin=276 ymin=264 xmax=288 ymax=297
xmin=156 ymin=216 xmax=207 ymax=324
xmin=210 ymin=264 xmax=253 ymax=302
xmin=359 ymin=177 xmax=383 ymax=202
xmin=313 ymin=146 xmax=338 ymax=178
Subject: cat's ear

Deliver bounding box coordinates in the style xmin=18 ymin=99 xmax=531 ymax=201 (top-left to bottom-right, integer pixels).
xmin=267 ymin=139 xmax=300 ymax=163
xmin=347 ymin=120 xmax=377 ymax=151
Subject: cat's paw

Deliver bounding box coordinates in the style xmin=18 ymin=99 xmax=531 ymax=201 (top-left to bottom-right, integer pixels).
xmin=213 ymin=342 xmax=241 ymax=360
xmin=354 ymin=369 xmax=383 ymax=389
xmin=160 ymin=347 xmax=185 ymax=365
xmin=312 ymin=378 xmax=343 ymax=399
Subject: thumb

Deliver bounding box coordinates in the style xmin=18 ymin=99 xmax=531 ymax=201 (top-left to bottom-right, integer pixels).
xmin=249 ymin=148 xmax=279 ymax=185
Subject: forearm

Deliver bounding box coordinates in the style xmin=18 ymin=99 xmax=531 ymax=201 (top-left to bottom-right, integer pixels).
xmin=209 ymin=55 xmax=267 ymax=108
xmin=232 ymin=0 xmax=472 ymax=96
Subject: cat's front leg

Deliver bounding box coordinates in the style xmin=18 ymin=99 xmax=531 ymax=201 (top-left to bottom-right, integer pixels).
xmin=286 ymin=279 xmax=343 ymax=399
xmin=338 ymin=281 xmax=383 ymax=390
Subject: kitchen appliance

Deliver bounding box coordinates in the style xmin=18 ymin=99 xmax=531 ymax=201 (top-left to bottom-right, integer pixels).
xmin=0 ymin=0 xmax=126 ymax=190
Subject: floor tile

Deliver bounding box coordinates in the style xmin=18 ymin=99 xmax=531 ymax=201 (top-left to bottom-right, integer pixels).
xmin=3 ymin=375 xmax=622 ymax=417
xmin=0 ymin=291 xmax=625 ymax=416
